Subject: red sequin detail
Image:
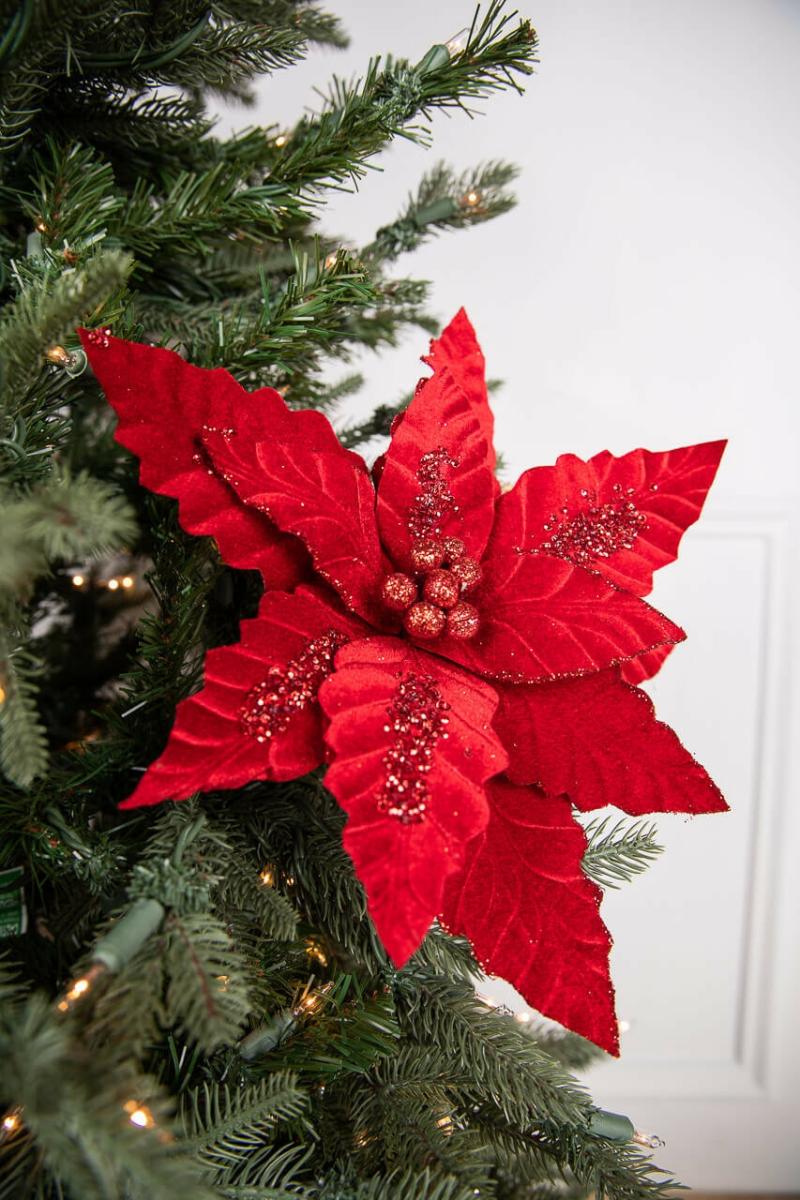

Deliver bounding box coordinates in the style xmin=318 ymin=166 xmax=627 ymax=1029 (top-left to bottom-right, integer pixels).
xmin=85 ymin=327 xmax=111 ymax=348
xmin=378 ymin=672 xmax=450 ymax=824
xmin=408 ymin=447 xmax=460 ymax=542
xmin=239 ymin=629 xmax=349 ymax=743
xmin=529 ymin=483 xmax=648 ymax=567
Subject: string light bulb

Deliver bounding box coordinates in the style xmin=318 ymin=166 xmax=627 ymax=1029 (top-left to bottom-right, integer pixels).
xmin=34 ymin=218 xmax=48 ymax=234
xmin=71 ymin=573 xmax=85 ymax=588
xmin=120 ymin=575 xmax=134 ymax=589
xmin=123 ymin=1100 xmax=155 ymax=1130
xmin=45 ymin=344 xmax=88 ymax=377
xmin=324 ymin=251 xmax=339 ymax=270
xmin=259 ymin=866 xmax=275 ymax=887
xmin=305 ymin=938 xmax=328 ymax=966
xmin=1 ymin=1109 xmax=21 ymax=1135
xmin=632 ymin=1130 xmax=665 ymax=1150
xmin=295 ymin=979 xmax=334 ymax=1017
xmin=107 ymin=578 xmax=120 ymax=591
xmin=445 ymin=28 xmax=470 ymax=57
xmin=46 ymin=345 xmax=73 ymax=367
xmin=273 ymin=132 xmax=289 ymax=148
xmin=215 ymin=974 xmax=230 ymax=992
xmin=461 ymin=189 xmax=482 ymax=209
xmin=56 ymin=962 xmax=106 ymax=1012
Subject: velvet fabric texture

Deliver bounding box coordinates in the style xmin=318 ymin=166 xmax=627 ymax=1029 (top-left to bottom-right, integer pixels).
xmin=79 ymin=312 xmax=726 ymax=1054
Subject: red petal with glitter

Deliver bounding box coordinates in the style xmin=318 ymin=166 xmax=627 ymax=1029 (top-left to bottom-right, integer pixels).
xmin=376 ymin=343 xmax=497 ymax=572
xmin=495 ymin=669 xmax=727 ymax=815
xmin=202 ymin=418 xmax=388 ymax=627
xmin=78 ymin=331 xmax=308 ymax=589
xmin=494 ymin=441 xmax=726 ymax=596
xmin=437 ymin=553 xmax=685 ymax=684
xmin=318 ymin=637 xmax=507 ymax=964
xmin=423 ymin=309 xmax=496 ymax=470
xmin=441 ymin=779 xmax=619 ymax=1055
xmin=619 ymin=642 xmax=675 ymax=684
xmin=119 ymin=587 xmax=368 ymax=809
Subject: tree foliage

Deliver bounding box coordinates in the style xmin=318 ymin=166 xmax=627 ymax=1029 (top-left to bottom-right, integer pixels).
xmin=0 ymin=3 xmax=672 ymax=1197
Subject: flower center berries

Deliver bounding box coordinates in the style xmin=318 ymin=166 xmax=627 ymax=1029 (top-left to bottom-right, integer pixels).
xmin=380 ymin=534 xmax=482 ymax=642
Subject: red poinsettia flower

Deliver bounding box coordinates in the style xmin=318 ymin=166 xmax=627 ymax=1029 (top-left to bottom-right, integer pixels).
xmin=79 ymin=313 xmax=726 ymax=1055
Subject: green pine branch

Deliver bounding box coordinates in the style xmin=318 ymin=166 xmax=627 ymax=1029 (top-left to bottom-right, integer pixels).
xmin=581 ymin=816 xmax=663 ymax=890
xmin=367 ymin=160 xmax=520 ymax=262
xmin=0 ymin=248 xmax=132 ymax=402
xmin=269 ymin=2 xmax=536 ymax=195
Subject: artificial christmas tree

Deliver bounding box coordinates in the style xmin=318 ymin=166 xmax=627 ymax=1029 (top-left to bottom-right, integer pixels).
xmin=0 ymin=4 xmax=723 ymax=1197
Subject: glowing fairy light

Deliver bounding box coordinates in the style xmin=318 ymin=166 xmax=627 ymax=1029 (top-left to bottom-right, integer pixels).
xmin=123 ymin=1100 xmax=155 ymax=1129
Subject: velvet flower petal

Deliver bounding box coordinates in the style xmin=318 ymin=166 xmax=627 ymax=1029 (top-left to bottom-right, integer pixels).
xmin=495 ymin=668 xmax=727 ymax=815
xmin=120 ymin=587 xmax=368 ymax=809
xmin=79 ymin=328 xmax=308 ymax=589
xmin=492 ymin=441 xmax=726 ymax=597
xmin=202 ymin=416 xmax=389 ymax=628
xmin=318 ymin=637 xmax=508 ymax=965
xmin=435 ymin=550 xmax=685 ymax=684
xmin=375 ymin=356 xmax=497 ymax=572
xmin=441 ymin=779 xmax=618 ymax=1055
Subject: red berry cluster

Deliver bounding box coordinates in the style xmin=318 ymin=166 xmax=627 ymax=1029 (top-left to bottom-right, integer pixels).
xmin=380 ymin=536 xmax=482 ymax=641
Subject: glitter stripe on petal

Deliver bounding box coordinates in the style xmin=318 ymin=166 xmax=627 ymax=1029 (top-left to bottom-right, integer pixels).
xmin=492 ymin=441 xmax=726 ymax=596
xmin=319 ymin=637 xmax=507 ymax=965
xmin=119 ymin=587 xmax=369 ymax=808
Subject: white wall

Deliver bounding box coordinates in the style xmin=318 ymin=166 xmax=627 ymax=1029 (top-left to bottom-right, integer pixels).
xmin=211 ymin=2 xmax=800 ymax=1189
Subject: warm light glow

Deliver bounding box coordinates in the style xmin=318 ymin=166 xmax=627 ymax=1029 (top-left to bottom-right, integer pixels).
xmin=56 ymin=970 xmax=101 ymax=1012
xmin=274 ymin=133 xmax=288 ymax=148
xmin=107 ymin=578 xmax=120 ymax=591
xmin=0 ymin=683 xmax=5 ymax=706
xmin=305 ymin=939 xmax=328 ymax=966
xmin=285 ymin=874 xmax=295 ymax=886
xmin=71 ymin=574 xmax=85 ymax=588
xmin=46 ymin=345 xmax=72 ymax=367
xmin=2 ymin=1111 xmax=20 ymax=1134
xmin=436 ymin=1115 xmax=454 ymax=1133
xmin=633 ymin=1129 xmax=665 ymax=1150
xmin=35 ymin=219 xmax=48 ymax=234
xmin=462 ymin=190 xmax=481 ymax=208
xmin=513 ymin=1010 xmax=532 ymax=1024
xmin=445 ymin=27 xmax=470 ymax=56
xmin=124 ymin=1100 xmax=155 ymax=1129
xmin=120 ymin=575 xmax=134 ymax=589
xmin=618 ymin=1019 xmax=632 ymax=1035
xmin=216 ymin=975 xmax=230 ymax=992
xmin=259 ymin=866 xmax=275 ymax=886
xmin=324 ymin=251 xmax=338 ymax=270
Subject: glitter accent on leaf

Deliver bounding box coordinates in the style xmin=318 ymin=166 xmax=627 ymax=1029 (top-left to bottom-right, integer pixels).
xmin=84 ymin=327 xmax=111 ymax=348
xmin=378 ymin=672 xmax=450 ymax=824
xmin=532 ymin=483 xmax=648 ymax=567
xmin=408 ymin=447 xmax=460 ymax=542
xmin=239 ymin=628 xmax=349 ymax=743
